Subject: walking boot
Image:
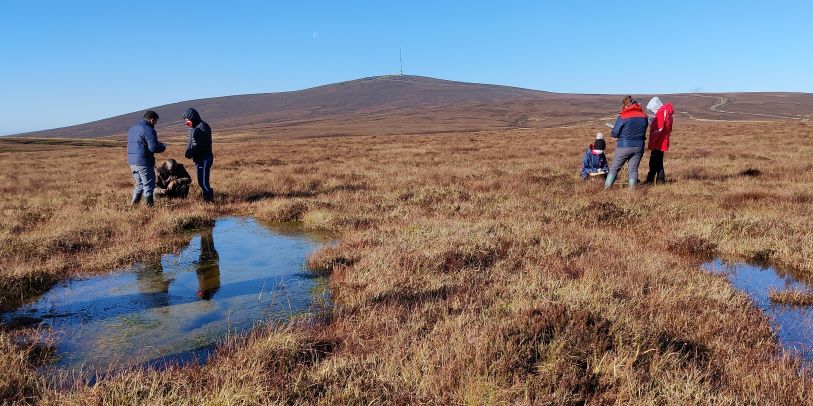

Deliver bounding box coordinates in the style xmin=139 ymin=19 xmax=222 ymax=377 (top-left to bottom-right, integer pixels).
xmin=145 ymin=195 xmax=154 ymax=207
xmin=604 ymin=173 xmax=616 ymax=189
xmin=131 ymin=193 xmax=142 ymax=206
xmin=204 ymin=189 xmax=214 ymax=203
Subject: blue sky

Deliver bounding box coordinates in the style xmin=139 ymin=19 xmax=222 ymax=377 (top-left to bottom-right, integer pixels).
xmin=1 ymin=1 xmax=811 ymax=135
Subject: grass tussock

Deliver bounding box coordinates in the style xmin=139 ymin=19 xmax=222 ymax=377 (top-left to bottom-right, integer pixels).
xmin=669 ymin=235 xmax=718 ymax=257
xmin=1 ymin=120 xmax=813 ymax=403
xmin=769 ymin=288 xmax=813 ymax=306
xmin=306 ymin=245 xmax=357 ymax=276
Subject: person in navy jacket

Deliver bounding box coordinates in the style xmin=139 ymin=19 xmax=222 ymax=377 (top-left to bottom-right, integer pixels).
xmin=580 ymin=133 xmax=609 ymax=180
xmin=605 ymin=96 xmax=648 ymax=188
xmin=127 ymin=110 xmax=166 ymax=206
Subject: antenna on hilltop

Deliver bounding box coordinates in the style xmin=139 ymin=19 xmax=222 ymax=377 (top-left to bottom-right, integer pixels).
xmin=399 ymin=48 xmax=404 ymax=76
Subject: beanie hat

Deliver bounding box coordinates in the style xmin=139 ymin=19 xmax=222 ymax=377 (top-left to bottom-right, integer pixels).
xmin=182 ymin=108 xmax=201 ymax=123
xmin=593 ymin=133 xmax=606 ymax=152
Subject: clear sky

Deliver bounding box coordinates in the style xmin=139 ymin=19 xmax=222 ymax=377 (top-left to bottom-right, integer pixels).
xmin=1 ymin=1 xmax=811 ymax=135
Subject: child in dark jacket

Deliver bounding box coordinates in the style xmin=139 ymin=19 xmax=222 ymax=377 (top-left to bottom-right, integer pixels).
xmin=581 ymin=133 xmax=609 ymax=180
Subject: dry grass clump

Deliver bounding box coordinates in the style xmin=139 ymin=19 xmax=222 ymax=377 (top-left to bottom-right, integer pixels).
xmin=669 ymin=235 xmax=718 ymax=257
xmin=255 ymin=198 xmax=310 ymax=222
xmin=1 ymin=119 xmax=813 ymax=403
xmin=740 ymin=167 xmax=762 ymax=177
xmin=306 ymin=245 xmax=357 ymax=276
xmin=769 ymin=288 xmax=813 ymax=306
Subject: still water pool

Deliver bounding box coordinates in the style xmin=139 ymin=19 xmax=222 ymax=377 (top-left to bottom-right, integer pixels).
xmin=704 ymin=259 xmax=813 ymax=361
xmin=2 ymin=217 xmax=332 ymax=370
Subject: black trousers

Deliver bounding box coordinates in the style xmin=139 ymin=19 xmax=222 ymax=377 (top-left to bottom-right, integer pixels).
xmin=196 ymin=158 xmax=214 ymax=201
xmin=645 ymin=150 xmax=666 ymax=184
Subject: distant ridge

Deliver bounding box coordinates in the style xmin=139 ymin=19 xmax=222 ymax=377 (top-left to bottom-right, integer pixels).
xmin=12 ymin=75 xmax=813 ymax=139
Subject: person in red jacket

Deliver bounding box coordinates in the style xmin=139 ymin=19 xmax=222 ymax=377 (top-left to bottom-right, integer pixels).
xmin=645 ymin=97 xmax=674 ymax=184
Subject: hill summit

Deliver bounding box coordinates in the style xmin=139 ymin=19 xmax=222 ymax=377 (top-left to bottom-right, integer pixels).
xmin=13 ymin=75 xmax=813 ymax=139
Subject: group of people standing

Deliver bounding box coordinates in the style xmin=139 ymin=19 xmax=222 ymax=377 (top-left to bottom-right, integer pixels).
xmin=580 ymin=96 xmax=674 ymax=187
xmin=127 ymin=96 xmax=668 ymax=206
xmin=126 ymin=108 xmax=215 ymax=206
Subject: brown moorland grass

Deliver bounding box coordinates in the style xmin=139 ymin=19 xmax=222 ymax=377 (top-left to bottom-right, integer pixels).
xmin=1 ymin=120 xmax=812 ymax=404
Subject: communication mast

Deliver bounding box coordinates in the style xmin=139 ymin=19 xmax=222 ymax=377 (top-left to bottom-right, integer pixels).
xmin=400 ymin=48 xmax=404 ymax=76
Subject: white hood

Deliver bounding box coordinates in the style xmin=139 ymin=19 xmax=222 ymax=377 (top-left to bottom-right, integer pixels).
xmin=647 ymin=97 xmax=664 ymax=114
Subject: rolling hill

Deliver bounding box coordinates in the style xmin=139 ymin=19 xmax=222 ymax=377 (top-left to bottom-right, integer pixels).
xmin=11 ymin=75 xmax=813 ymax=139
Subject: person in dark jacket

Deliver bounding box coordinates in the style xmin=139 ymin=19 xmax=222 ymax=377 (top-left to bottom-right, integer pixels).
xmin=127 ymin=110 xmax=166 ymax=206
xmin=581 ymin=133 xmax=609 ymax=180
xmin=183 ymin=108 xmax=214 ymax=202
xmin=155 ymin=159 xmax=192 ymax=198
xmin=605 ymin=96 xmax=648 ymax=189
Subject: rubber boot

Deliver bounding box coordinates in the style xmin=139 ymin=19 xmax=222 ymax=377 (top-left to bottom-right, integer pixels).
xmin=604 ymin=173 xmax=616 ymax=189
xmin=131 ymin=193 xmax=142 ymax=206
xmin=628 ymin=178 xmax=638 ymax=189
xmin=145 ymin=195 xmax=154 ymax=207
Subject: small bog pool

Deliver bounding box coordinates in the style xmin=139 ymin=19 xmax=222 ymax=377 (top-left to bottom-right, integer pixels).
xmin=2 ymin=217 xmax=333 ymax=371
xmin=704 ymin=259 xmax=813 ymax=361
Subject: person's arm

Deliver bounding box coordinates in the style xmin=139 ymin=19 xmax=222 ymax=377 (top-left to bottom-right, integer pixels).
xmin=611 ymin=117 xmax=623 ymax=138
xmin=155 ymin=168 xmax=168 ymax=189
xmin=145 ymin=128 xmax=166 ymax=153
xmin=185 ymin=128 xmax=199 ymax=159
xmin=177 ymin=166 xmax=192 ymax=184
xmin=662 ymin=109 xmax=672 ymax=133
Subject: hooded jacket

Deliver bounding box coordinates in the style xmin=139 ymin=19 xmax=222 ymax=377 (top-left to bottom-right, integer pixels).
xmin=127 ymin=119 xmax=166 ymax=167
xmin=611 ymin=103 xmax=648 ymax=148
xmin=580 ymin=145 xmax=609 ymax=180
xmin=646 ymin=97 xmax=674 ymax=152
xmin=183 ymin=108 xmax=213 ymax=163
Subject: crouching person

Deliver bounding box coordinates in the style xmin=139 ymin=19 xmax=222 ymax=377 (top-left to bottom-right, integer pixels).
xmin=155 ymin=159 xmax=192 ymax=199
xmin=581 ymin=133 xmax=609 ymax=180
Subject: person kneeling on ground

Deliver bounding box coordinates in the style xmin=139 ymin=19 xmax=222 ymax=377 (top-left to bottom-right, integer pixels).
xmin=580 ymin=133 xmax=609 ymax=180
xmin=155 ymin=159 xmax=192 ymax=199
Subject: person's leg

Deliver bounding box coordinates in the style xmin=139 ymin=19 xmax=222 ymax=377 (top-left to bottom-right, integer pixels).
xmin=627 ymin=147 xmax=645 ymax=188
xmin=655 ymin=151 xmax=666 ymax=183
xmin=130 ymin=165 xmax=144 ymax=205
xmin=645 ymin=150 xmax=657 ymax=184
xmin=605 ymin=147 xmax=634 ymax=188
xmin=197 ymin=158 xmax=214 ymax=202
xmin=137 ymin=166 xmax=156 ymax=207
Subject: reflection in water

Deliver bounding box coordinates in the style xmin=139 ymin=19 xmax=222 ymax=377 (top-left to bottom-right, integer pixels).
xmin=196 ymin=231 xmax=221 ymax=300
xmin=704 ymin=259 xmax=813 ymax=362
xmin=135 ymin=259 xmax=171 ymax=309
xmin=1 ymin=217 xmax=333 ymax=371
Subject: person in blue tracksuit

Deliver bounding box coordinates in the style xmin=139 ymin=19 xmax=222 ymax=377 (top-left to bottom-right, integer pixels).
xmin=580 ymin=133 xmax=609 ymax=180
xmin=605 ymin=96 xmax=648 ymax=188
xmin=127 ymin=110 xmax=166 ymax=206
xmin=183 ymin=108 xmax=214 ymax=202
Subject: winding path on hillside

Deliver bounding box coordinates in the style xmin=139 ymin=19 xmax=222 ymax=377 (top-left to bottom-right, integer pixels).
xmin=693 ymin=94 xmax=806 ymax=120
